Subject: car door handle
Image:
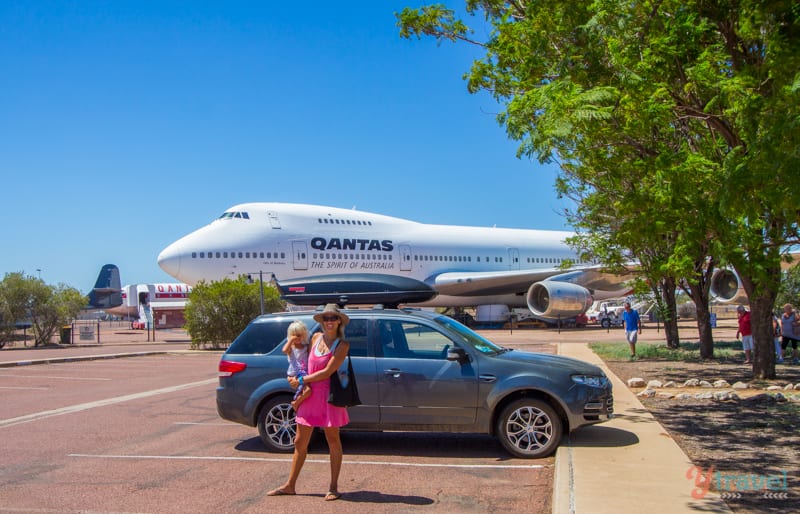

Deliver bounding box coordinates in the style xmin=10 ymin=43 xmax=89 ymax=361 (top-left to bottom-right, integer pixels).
xmin=383 ymin=368 xmax=403 ymax=378
xmin=479 ymin=374 xmax=497 ymax=383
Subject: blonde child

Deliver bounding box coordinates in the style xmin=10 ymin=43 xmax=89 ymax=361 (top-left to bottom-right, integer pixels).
xmin=282 ymin=320 xmax=311 ymax=410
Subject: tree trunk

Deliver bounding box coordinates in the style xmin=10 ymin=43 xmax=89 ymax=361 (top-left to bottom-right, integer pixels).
xmin=750 ymin=294 xmax=776 ymax=379
xmin=737 ymin=266 xmax=779 ymax=380
xmin=695 ymin=306 xmax=715 ymax=359
xmin=682 ymin=259 xmax=716 ymax=359
xmin=660 ymin=278 xmax=680 ymax=348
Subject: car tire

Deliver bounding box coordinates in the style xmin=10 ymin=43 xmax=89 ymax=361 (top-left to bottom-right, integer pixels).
xmin=496 ymin=398 xmax=562 ymax=458
xmin=600 ymin=318 xmax=611 ymax=328
xmin=257 ymin=395 xmax=296 ymax=453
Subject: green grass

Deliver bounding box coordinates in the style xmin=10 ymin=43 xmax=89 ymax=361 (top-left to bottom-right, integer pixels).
xmin=589 ymin=340 xmax=742 ymax=362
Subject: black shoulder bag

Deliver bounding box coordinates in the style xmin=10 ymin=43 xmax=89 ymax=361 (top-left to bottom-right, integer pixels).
xmin=328 ymin=341 xmax=361 ymax=407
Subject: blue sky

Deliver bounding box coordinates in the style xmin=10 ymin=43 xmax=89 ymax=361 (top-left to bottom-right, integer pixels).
xmin=0 ymin=1 xmax=572 ymax=293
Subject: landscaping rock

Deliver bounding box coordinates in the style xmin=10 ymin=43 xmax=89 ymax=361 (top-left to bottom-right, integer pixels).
xmin=628 ymin=377 xmax=646 ymax=388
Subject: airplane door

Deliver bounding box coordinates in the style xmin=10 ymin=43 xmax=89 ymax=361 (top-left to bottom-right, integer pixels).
xmin=399 ymin=244 xmax=412 ymax=272
xmin=292 ymin=240 xmax=308 ymax=270
xmin=267 ymin=210 xmax=281 ymax=229
xmin=508 ymin=248 xmax=520 ymax=270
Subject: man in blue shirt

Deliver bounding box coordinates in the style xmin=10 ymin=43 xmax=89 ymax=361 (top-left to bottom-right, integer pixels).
xmin=622 ymin=302 xmax=642 ymax=359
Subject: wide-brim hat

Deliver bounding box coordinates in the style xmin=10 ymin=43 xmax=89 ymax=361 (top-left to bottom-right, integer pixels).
xmin=313 ymin=303 xmax=350 ymax=326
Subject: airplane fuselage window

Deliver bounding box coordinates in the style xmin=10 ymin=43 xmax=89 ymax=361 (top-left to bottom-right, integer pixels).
xmin=319 ymin=217 xmax=372 ymax=226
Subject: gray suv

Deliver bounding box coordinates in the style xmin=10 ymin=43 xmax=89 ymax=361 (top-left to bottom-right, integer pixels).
xmin=216 ymin=306 xmax=613 ymax=458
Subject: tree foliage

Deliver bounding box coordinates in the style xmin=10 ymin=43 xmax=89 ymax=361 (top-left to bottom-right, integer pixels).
xmin=184 ymin=276 xmax=284 ymax=349
xmin=398 ymin=1 xmax=800 ymax=378
xmin=776 ymin=265 xmax=800 ymax=310
xmin=0 ymin=272 xmax=85 ymax=346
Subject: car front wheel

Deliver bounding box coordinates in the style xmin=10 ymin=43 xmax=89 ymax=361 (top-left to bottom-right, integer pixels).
xmin=257 ymin=395 xmax=296 ymax=453
xmin=496 ymin=398 xmax=562 ymax=458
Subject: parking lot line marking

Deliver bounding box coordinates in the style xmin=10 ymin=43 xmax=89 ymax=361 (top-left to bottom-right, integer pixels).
xmin=0 ymin=386 xmax=49 ymax=390
xmin=174 ymin=422 xmax=236 ymax=426
xmin=0 ymin=378 xmax=217 ymax=429
xmin=68 ymin=453 xmax=544 ymax=469
xmin=0 ymin=374 xmax=112 ymax=381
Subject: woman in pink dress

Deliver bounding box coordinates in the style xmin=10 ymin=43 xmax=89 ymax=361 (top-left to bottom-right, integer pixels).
xmin=267 ymin=304 xmax=350 ymax=501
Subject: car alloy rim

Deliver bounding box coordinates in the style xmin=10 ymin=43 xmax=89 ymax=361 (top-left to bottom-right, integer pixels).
xmin=505 ymin=405 xmax=552 ymax=453
xmin=265 ymin=402 xmax=296 ymax=449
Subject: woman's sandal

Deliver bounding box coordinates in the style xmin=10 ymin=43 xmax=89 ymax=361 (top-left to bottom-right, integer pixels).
xmin=324 ymin=491 xmax=342 ymax=501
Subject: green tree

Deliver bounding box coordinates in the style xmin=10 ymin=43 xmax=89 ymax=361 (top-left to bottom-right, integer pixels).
xmin=0 ymin=272 xmax=84 ymax=346
xmin=184 ymin=276 xmax=283 ymax=349
xmin=0 ymin=273 xmax=27 ymax=343
xmin=776 ymin=265 xmax=800 ymax=310
xmin=398 ymin=1 xmax=800 ymax=378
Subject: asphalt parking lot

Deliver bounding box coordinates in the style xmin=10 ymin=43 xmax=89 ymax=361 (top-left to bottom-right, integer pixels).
xmin=2 ymin=319 xmax=739 ymax=513
xmin=0 ymin=347 xmax=554 ymax=513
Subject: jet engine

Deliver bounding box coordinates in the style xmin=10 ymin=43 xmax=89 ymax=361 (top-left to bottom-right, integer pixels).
xmin=526 ymin=281 xmax=594 ymax=320
xmin=710 ymin=269 xmax=748 ymax=304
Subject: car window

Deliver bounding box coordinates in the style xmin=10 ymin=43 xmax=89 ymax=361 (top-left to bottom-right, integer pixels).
xmin=308 ymin=318 xmax=369 ymax=357
xmin=344 ymin=318 xmax=368 ymax=357
xmin=378 ymin=319 xmax=452 ymax=360
xmin=431 ymin=314 xmax=504 ymax=354
xmin=226 ymin=318 xmax=296 ymax=354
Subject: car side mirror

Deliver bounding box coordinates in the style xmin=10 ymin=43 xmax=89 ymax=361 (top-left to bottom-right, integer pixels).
xmin=447 ymin=347 xmax=468 ymax=364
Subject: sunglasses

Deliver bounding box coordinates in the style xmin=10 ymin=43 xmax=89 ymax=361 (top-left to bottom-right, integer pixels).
xmin=321 ymin=316 xmax=340 ymax=322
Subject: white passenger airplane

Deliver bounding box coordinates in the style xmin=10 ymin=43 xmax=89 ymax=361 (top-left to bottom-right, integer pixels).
xmin=84 ymin=264 xmax=191 ymax=320
xmin=157 ymin=202 xmax=747 ymax=322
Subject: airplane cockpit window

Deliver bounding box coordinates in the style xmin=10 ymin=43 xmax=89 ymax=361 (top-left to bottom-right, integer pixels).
xmin=218 ymin=211 xmax=251 ymax=220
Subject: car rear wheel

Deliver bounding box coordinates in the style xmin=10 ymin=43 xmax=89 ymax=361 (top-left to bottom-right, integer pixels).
xmin=257 ymin=395 xmax=296 ymax=453
xmin=496 ymin=398 xmax=562 ymax=458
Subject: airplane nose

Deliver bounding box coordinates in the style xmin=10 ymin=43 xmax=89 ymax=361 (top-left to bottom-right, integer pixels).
xmin=157 ymin=243 xmax=182 ymax=279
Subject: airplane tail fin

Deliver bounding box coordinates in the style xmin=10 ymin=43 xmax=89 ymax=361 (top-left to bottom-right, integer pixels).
xmin=87 ymin=264 xmax=123 ymax=309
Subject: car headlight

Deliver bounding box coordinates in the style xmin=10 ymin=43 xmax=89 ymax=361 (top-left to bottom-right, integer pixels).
xmin=571 ymin=374 xmax=608 ymax=388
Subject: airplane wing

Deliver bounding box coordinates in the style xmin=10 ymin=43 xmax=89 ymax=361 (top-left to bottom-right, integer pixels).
xmin=429 ymin=266 xmax=636 ymax=297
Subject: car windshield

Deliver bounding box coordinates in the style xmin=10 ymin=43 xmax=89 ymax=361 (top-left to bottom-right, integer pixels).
xmin=430 ymin=315 xmax=505 ymax=354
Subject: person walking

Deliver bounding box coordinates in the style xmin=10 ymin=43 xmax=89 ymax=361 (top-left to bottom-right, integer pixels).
xmin=622 ymin=302 xmax=642 ymax=359
xmin=267 ymin=304 xmax=351 ymax=501
xmin=780 ymin=303 xmax=800 ymax=365
xmin=773 ymin=311 xmax=784 ymax=364
xmin=736 ymin=305 xmax=753 ymax=364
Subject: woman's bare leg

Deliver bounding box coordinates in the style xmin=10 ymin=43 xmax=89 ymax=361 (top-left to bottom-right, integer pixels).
xmin=323 ymin=426 xmax=343 ymax=497
xmin=267 ymin=423 xmax=313 ymax=495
